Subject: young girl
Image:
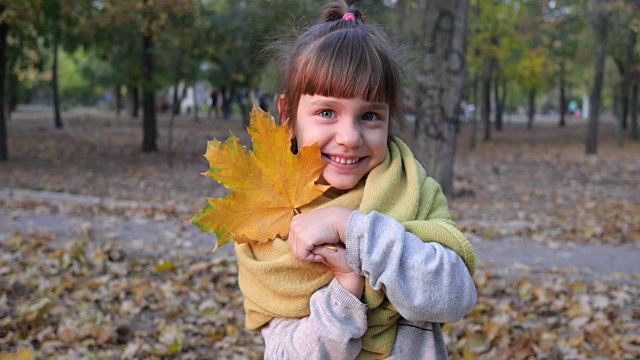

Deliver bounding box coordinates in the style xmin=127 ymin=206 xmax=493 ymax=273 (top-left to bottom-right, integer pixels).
xmin=235 ymin=1 xmax=477 ymax=359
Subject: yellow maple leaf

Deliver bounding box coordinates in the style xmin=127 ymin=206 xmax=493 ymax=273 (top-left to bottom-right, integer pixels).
xmin=192 ymin=105 xmax=330 ymax=251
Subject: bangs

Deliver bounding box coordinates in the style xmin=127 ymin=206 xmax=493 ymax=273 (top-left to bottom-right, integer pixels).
xmin=295 ymin=29 xmax=397 ymax=106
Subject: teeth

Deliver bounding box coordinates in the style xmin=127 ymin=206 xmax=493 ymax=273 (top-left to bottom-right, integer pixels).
xmin=330 ymin=156 xmax=360 ymax=164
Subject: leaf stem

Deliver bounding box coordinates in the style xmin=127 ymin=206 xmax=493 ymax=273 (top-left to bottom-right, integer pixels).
xmin=323 ymin=244 xmax=338 ymax=252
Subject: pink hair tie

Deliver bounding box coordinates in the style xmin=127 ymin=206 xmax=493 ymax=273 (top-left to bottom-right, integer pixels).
xmin=342 ymin=12 xmax=356 ymax=23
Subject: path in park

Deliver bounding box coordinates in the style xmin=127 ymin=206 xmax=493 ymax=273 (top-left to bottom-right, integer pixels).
xmin=1 ymin=188 xmax=639 ymax=284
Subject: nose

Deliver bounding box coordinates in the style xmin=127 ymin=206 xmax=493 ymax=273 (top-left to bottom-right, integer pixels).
xmin=336 ymin=120 xmax=363 ymax=148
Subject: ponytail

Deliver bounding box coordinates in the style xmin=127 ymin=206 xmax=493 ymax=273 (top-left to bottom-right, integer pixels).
xmin=321 ymin=0 xmax=362 ymax=24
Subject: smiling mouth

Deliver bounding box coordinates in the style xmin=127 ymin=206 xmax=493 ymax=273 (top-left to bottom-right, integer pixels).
xmin=323 ymin=154 xmax=363 ymax=165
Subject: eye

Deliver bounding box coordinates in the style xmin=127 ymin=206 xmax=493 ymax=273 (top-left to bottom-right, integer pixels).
xmin=361 ymin=112 xmax=380 ymax=121
xmin=319 ymin=110 xmax=333 ymax=118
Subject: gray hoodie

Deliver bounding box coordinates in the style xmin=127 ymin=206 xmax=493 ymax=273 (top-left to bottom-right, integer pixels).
xmin=261 ymin=210 xmax=477 ymax=359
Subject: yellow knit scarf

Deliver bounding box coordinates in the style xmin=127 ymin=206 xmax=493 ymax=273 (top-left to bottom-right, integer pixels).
xmin=235 ymin=137 xmax=476 ymax=359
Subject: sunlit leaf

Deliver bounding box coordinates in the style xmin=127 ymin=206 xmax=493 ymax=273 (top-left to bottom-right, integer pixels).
xmin=192 ymin=105 xmax=329 ymax=250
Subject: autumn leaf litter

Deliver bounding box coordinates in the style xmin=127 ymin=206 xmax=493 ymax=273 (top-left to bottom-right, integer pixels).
xmin=0 ymin=108 xmax=639 ymax=359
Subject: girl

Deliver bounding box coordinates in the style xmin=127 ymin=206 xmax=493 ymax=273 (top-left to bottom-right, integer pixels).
xmin=235 ymin=1 xmax=477 ymax=359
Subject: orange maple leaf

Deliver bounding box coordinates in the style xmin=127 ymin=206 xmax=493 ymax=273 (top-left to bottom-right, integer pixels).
xmin=191 ymin=105 xmax=330 ymax=251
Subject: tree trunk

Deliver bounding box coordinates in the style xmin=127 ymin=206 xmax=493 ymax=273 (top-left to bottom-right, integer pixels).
xmin=499 ymin=78 xmax=507 ymax=126
xmin=613 ymin=90 xmax=621 ymax=123
xmin=180 ymin=84 xmax=188 ymax=114
xmin=631 ymin=84 xmax=638 ymax=141
xmin=621 ymin=29 xmax=636 ymax=131
xmin=193 ymin=82 xmax=200 ymax=122
xmin=141 ymin=25 xmax=157 ymax=152
xmin=494 ymin=67 xmax=503 ymax=131
xmin=222 ymin=87 xmax=234 ymax=120
xmin=8 ymin=67 xmax=17 ymax=119
xmin=469 ymin=0 xmax=480 ymax=150
xmin=470 ymin=76 xmax=478 ymax=149
xmin=115 ymin=84 xmax=122 ymax=116
xmin=0 ymin=8 xmax=8 ymax=161
xmin=586 ymin=1 xmax=608 ymax=155
xmin=172 ymin=82 xmax=180 ymax=115
xmin=240 ymin=89 xmax=251 ymax=127
xmin=52 ymin=34 xmax=63 ymax=129
xmin=129 ymin=85 xmax=139 ymax=118
xmin=559 ymin=60 xmax=566 ymax=127
xmin=614 ymin=89 xmax=623 ymax=147
xmin=413 ymin=0 xmax=468 ymax=197
xmin=168 ymin=96 xmax=176 ymax=168
xmin=219 ymin=87 xmax=227 ymax=119
xmin=527 ymin=88 xmax=536 ymax=129
xmin=482 ymin=59 xmax=492 ymax=141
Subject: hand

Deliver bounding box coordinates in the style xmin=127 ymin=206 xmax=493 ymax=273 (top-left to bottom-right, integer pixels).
xmin=287 ymin=206 xmax=352 ymax=263
xmin=313 ymin=244 xmax=364 ymax=298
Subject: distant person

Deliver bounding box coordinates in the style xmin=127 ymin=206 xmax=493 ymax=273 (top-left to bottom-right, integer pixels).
xmin=568 ymin=100 xmax=579 ymax=119
xmin=233 ymin=1 xmax=477 ymax=359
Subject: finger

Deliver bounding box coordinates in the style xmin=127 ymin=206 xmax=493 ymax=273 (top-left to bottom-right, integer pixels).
xmin=297 ymin=250 xmax=323 ymax=263
xmin=288 ymin=234 xmax=295 ymax=251
xmin=309 ymin=254 xmax=326 ymax=263
xmin=290 ymin=236 xmax=315 ymax=262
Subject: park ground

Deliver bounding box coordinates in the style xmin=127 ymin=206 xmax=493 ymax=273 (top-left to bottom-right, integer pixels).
xmin=0 ymin=105 xmax=639 ymax=359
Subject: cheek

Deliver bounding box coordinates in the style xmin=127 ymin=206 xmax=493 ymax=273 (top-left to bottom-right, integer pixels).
xmin=370 ymin=132 xmax=389 ymax=156
xmin=372 ymin=147 xmax=387 ymax=168
xmin=295 ymin=122 xmax=325 ymax=148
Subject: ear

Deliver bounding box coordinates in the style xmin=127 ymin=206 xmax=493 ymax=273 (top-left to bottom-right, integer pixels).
xmin=277 ymin=94 xmax=286 ymax=114
xmin=277 ymin=94 xmax=289 ymax=124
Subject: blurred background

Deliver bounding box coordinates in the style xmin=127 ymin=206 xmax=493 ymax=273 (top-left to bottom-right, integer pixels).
xmin=1 ymin=0 xmax=639 ymax=192
xmin=0 ymin=1 xmax=639 ymax=359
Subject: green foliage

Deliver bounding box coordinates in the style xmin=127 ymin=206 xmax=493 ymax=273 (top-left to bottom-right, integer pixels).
xmin=2 ymin=0 xmax=637 ymax=114
xmin=2 ymin=1 xmax=42 ymax=80
xmin=198 ymin=0 xmax=319 ymax=90
xmin=56 ymin=49 xmax=93 ymax=102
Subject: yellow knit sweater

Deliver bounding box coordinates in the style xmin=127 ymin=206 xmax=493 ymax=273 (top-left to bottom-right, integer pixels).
xmin=235 ymin=137 xmax=476 ymax=359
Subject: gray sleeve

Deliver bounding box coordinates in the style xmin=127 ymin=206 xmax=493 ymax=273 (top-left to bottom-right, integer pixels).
xmin=345 ymin=210 xmax=477 ymax=323
xmin=261 ymin=278 xmax=368 ymax=360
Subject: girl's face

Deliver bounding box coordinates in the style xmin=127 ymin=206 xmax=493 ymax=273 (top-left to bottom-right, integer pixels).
xmin=294 ymin=94 xmax=389 ymax=191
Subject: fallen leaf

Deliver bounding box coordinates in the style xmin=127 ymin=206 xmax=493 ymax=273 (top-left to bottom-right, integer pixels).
xmin=121 ymin=338 xmax=143 ymax=359
xmin=159 ymin=325 xmax=184 ymax=354
xmin=154 ymin=259 xmax=176 ymax=273
xmin=0 ymin=348 xmax=35 ymax=360
xmin=56 ymin=325 xmax=77 ymax=344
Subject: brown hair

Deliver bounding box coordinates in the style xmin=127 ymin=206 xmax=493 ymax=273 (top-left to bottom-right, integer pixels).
xmin=276 ymin=0 xmax=403 ymax=135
